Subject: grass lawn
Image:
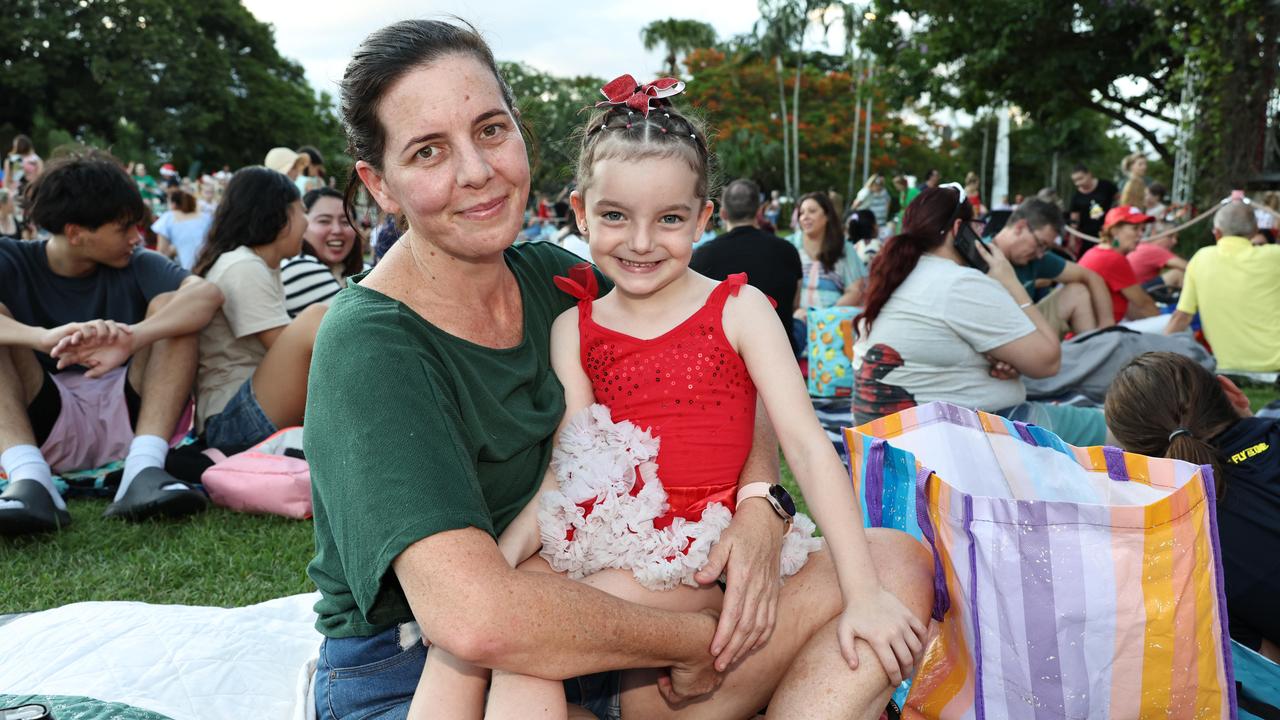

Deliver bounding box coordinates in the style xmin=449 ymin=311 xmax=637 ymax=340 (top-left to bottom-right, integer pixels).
xmin=0 ymin=500 xmax=313 ymax=614
xmin=1 ymin=385 xmax=1273 ymax=613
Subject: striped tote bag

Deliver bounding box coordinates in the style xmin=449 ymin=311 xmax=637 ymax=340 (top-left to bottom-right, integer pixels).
xmin=845 ymin=401 xmax=1237 ymax=720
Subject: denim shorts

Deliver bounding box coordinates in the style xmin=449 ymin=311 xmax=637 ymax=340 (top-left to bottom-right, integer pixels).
xmin=203 ymin=376 xmax=277 ymax=450
xmin=315 ymin=623 xmax=622 ymax=720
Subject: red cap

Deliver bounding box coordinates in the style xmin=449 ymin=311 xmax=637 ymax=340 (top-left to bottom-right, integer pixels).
xmin=1103 ymin=205 xmax=1154 ymax=231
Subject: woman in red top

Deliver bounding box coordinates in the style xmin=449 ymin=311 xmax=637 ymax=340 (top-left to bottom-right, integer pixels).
xmin=1078 ymin=206 xmax=1161 ymax=322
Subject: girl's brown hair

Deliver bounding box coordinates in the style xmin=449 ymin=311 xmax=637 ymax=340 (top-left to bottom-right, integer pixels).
xmin=575 ymin=100 xmax=713 ymax=202
xmin=169 ymin=189 xmax=196 ymax=214
xmin=1104 ymin=352 xmax=1240 ymax=491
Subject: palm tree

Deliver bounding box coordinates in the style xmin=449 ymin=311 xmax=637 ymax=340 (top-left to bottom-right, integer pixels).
xmin=640 ymin=19 xmax=718 ymax=78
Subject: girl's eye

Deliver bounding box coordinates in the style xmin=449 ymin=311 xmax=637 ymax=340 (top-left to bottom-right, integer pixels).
xmin=660 ymin=214 xmax=684 ymax=224
xmin=602 ymin=211 xmax=624 ymax=222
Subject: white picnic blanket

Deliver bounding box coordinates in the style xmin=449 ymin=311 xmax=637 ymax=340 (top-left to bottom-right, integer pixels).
xmin=0 ymin=593 xmax=322 ymax=720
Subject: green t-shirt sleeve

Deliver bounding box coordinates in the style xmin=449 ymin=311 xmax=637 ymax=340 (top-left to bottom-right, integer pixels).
xmin=307 ymin=302 xmax=493 ymax=625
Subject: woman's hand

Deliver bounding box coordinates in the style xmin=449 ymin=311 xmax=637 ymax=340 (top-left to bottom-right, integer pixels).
xmin=975 ymin=241 xmax=1019 ymax=292
xmin=836 ymin=585 xmax=927 ymax=685
xmin=694 ymin=498 xmax=785 ymax=671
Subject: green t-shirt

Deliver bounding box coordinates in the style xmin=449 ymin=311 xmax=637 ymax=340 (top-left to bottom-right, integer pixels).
xmin=305 ymin=241 xmax=604 ymax=638
xmin=1013 ymin=251 xmax=1066 ymax=300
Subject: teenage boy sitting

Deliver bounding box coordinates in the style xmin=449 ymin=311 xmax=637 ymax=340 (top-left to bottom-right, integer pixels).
xmin=0 ymin=150 xmax=224 ymax=535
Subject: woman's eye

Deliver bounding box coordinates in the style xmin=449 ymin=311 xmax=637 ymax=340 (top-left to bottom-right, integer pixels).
xmin=415 ymin=146 xmax=435 ymax=160
xmin=481 ymin=123 xmax=504 ymax=138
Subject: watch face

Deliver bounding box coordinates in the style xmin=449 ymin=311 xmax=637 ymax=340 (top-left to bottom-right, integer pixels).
xmin=769 ymin=484 xmax=797 ymax=518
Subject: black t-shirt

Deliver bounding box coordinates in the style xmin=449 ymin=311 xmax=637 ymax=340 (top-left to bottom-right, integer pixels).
xmin=690 ymin=225 xmax=803 ymax=336
xmin=1068 ymin=179 xmax=1119 ymax=244
xmin=1211 ymin=416 xmax=1280 ymax=650
xmin=0 ymin=239 xmax=188 ymax=372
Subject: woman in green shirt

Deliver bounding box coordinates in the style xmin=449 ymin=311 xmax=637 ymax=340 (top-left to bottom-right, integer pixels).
xmin=305 ymin=19 xmax=933 ymax=720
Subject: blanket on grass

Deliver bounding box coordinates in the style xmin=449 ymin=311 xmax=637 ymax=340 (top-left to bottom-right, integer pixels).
xmin=0 ymin=593 xmax=321 ymax=720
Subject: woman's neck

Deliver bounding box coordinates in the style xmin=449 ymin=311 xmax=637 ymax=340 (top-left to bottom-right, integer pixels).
xmin=251 ymin=244 xmax=285 ymax=269
xmin=927 ymin=241 xmax=965 ymax=266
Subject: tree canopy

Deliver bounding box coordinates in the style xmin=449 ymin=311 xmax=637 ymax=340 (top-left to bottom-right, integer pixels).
xmin=0 ymin=0 xmax=343 ymax=175
xmin=641 ymin=18 xmax=718 ymax=77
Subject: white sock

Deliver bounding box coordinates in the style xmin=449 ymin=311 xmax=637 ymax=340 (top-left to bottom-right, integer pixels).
xmin=1 ymin=444 xmax=65 ymax=511
xmin=116 ymin=434 xmax=170 ymax=501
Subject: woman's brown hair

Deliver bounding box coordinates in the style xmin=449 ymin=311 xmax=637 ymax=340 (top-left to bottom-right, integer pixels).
xmin=1104 ymin=352 xmax=1240 ymax=491
xmin=856 ymin=185 xmax=971 ymax=335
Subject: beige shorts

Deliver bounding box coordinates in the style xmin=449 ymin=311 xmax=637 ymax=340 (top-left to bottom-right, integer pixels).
xmin=1036 ymin=287 xmax=1072 ymax=339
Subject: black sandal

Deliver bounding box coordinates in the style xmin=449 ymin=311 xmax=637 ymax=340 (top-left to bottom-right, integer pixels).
xmin=102 ymin=467 xmax=208 ymax=522
xmin=0 ymin=479 xmax=71 ymax=536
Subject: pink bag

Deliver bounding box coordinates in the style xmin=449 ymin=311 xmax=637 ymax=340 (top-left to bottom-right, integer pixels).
xmin=201 ymin=427 xmax=312 ymax=519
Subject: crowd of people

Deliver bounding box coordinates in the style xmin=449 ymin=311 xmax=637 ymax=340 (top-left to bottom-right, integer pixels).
xmin=0 ymin=14 xmax=1277 ymax=720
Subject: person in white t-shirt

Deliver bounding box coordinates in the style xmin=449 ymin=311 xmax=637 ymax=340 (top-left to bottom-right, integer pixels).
xmin=192 ymin=167 xmax=328 ymax=449
xmin=853 ymin=185 xmax=1110 ymax=447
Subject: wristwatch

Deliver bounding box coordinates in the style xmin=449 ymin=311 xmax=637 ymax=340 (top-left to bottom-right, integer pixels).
xmin=736 ymin=482 xmax=796 ymax=529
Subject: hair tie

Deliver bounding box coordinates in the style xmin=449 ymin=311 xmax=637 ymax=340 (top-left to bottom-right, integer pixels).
xmin=1168 ymin=428 xmax=1193 ymax=443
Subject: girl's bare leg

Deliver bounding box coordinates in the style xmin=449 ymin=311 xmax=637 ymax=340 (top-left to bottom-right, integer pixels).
xmin=407 ymin=647 xmax=489 ymax=720
xmin=485 ymin=557 xmax=722 ymax=720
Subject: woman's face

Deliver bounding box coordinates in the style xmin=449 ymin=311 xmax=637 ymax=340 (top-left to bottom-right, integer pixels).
xmin=357 ymin=54 xmax=529 ymax=262
xmin=798 ymin=199 xmax=828 ymax=239
xmin=305 ymin=196 xmax=358 ymax=267
xmin=1131 ymin=157 xmax=1147 ymax=177
xmin=1111 ymin=222 xmax=1142 ymax=253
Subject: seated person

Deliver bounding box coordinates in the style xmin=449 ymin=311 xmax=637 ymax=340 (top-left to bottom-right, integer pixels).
xmin=1106 ymin=351 xmax=1279 ymax=661
xmin=853 ymin=186 xmax=1108 ymax=447
xmin=1128 ymin=221 xmax=1187 ymax=288
xmin=193 ymin=167 xmax=327 ymax=451
xmin=988 ymin=198 xmax=1114 ymax=338
xmin=1078 ymin=206 xmax=1161 ymax=323
xmin=690 ymin=178 xmax=802 ymax=343
xmin=1164 ymin=200 xmax=1280 ymax=371
xmin=280 ymin=187 xmax=369 ymax=317
xmin=0 ymin=150 xmax=223 ymax=534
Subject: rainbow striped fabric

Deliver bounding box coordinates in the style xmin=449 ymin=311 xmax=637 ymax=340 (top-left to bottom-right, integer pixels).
xmin=845 ymin=401 xmax=1237 ymax=720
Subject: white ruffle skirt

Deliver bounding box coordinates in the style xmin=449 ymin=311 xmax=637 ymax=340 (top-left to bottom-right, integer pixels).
xmin=538 ymin=404 xmax=822 ymax=591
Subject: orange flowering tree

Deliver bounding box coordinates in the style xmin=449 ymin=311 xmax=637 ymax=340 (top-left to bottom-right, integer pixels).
xmin=683 ymin=47 xmax=957 ymax=210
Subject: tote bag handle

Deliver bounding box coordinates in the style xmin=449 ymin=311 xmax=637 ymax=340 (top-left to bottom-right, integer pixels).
xmin=915 ymin=464 xmax=952 ymax=621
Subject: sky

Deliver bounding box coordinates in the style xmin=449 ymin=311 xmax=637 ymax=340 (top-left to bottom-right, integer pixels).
xmin=242 ymin=0 xmax=848 ymax=97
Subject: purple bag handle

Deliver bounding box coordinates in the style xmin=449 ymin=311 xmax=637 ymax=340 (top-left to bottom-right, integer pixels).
xmin=915 ymin=464 xmax=951 ymax=621
xmin=863 ymin=439 xmax=887 ymax=528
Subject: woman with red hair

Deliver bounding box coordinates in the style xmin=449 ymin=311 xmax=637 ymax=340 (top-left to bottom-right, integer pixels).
xmin=853 ymin=185 xmax=1108 ymax=446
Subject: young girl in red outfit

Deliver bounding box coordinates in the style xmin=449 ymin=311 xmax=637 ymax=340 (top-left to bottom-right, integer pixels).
xmin=415 ymin=76 xmax=925 ymax=720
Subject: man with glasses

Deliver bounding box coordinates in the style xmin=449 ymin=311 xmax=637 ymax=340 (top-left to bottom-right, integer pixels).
xmin=987 ymin=198 xmax=1114 ymax=339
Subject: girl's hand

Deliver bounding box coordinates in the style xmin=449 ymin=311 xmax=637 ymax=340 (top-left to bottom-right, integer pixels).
xmin=836 ymin=586 xmax=927 ymax=685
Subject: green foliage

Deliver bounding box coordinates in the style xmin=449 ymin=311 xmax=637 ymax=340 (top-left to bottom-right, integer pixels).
xmin=640 ymin=18 xmax=718 ymax=77
xmin=0 ymin=500 xmax=314 ymax=613
xmin=501 ymin=62 xmax=605 ymax=196
xmin=862 ymin=0 xmax=1180 ymax=162
xmin=0 ymin=0 xmax=345 ymax=178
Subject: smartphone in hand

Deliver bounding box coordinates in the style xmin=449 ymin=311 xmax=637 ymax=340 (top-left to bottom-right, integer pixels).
xmin=952 ymin=223 xmax=990 ymax=273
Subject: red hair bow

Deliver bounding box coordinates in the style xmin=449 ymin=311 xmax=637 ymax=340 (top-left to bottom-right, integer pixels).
xmin=595 ymin=74 xmax=686 ymax=117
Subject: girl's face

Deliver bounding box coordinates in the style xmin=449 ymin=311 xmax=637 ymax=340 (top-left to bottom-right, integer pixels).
xmin=274 ymin=200 xmax=308 ymax=257
xmin=571 ymin=155 xmax=712 ymax=300
xmin=356 ymin=54 xmax=529 ymax=262
xmin=1111 ymin=222 xmax=1142 ymax=253
xmin=305 ymin=196 xmax=358 ymax=267
xmin=798 ymin=198 xmax=827 ymax=239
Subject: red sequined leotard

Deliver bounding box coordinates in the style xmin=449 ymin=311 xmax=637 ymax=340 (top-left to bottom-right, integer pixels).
xmin=556 ymin=265 xmax=756 ymax=524
xmin=538 ymin=264 xmax=820 ymax=591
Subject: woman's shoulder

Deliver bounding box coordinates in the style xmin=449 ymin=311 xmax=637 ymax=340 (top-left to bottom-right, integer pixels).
xmin=206 ymin=246 xmax=266 ymax=278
